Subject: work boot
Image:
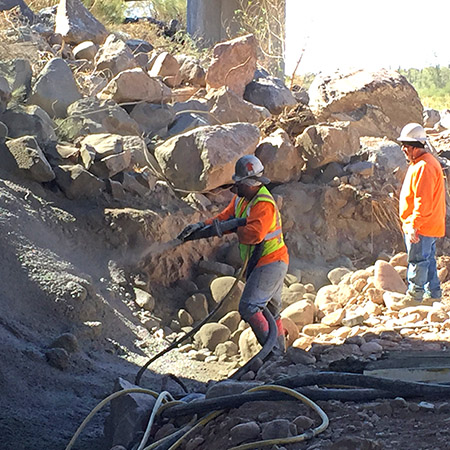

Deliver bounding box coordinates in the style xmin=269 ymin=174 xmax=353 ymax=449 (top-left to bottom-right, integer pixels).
xmin=271 ymin=318 xmax=286 ymax=357
xmin=246 ymin=311 xmax=269 ymax=345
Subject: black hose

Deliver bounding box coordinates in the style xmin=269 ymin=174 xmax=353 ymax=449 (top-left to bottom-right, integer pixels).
xmin=160 ymin=387 xmax=395 ymax=419
xmin=276 ymin=372 xmax=450 ymax=397
xmin=230 ymin=307 xmax=277 ymax=380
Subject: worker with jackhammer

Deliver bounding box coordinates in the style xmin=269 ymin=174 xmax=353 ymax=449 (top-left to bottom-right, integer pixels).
xmin=398 ymin=123 xmax=446 ymax=302
xmin=178 ymin=155 xmax=289 ymax=355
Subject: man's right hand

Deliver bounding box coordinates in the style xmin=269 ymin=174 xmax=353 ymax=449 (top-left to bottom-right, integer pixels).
xmin=177 ymin=222 xmax=205 ymax=241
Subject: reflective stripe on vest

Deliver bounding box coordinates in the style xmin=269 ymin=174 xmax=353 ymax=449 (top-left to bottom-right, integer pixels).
xmin=234 ymin=186 xmax=284 ymax=261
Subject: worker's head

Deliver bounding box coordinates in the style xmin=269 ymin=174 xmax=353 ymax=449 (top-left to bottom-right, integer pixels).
xmin=398 ymin=123 xmax=428 ymax=162
xmin=231 ymin=155 xmax=269 ymax=198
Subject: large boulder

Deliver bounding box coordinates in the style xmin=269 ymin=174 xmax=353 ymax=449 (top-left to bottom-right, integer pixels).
xmin=176 ymin=55 xmax=206 ymax=87
xmin=194 ymin=323 xmax=231 ymax=351
xmin=0 ymin=105 xmax=56 ymax=145
xmin=55 ymin=0 xmax=107 ymax=45
xmin=256 ymin=128 xmax=305 ymax=182
xmin=0 ymin=58 xmax=32 ymax=103
xmin=148 ymin=52 xmax=180 ymax=87
xmin=73 ymin=41 xmax=98 ymax=61
xmin=5 ymin=136 xmax=55 ymax=182
xmin=98 ymin=68 xmax=171 ymax=103
xmin=207 ymin=86 xmax=270 ymax=125
xmin=244 ymin=76 xmax=297 ymax=114
xmin=130 ymin=103 xmax=175 ymax=138
xmin=281 ymin=299 xmax=315 ymax=327
xmin=154 ymin=123 xmax=260 ymax=191
xmin=210 ymin=276 xmax=245 ymax=318
xmin=309 ymin=69 xmax=423 ymax=140
xmin=206 ymin=34 xmax=257 ymax=97
xmin=295 ymin=122 xmax=360 ymax=169
xmin=95 ymin=34 xmax=138 ymax=80
xmin=29 ymin=58 xmax=81 ymax=119
xmin=0 ymin=76 xmax=11 ymax=113
xmin=63 ymin=98 xmax=141 ymax=140
xmin=54 ymin=164 xmax=105 ymax=199
xmin=374 ymin=260 xmax=407 ymax=294
xmin=0 ymin=0 xmax=34 ymax=21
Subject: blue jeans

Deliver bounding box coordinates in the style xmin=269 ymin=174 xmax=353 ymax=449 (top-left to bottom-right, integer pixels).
xmin=238 ymin=261 xmax=288 ymax=321
xmin=405 ymin=234 xmax=441 ymax=299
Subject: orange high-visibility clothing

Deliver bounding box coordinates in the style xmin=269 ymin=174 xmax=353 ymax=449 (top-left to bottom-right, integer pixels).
xmin=205 ymin=188 xmax=289 ymax=268
xmin=399 ymin=152 xmax=446 ymax=237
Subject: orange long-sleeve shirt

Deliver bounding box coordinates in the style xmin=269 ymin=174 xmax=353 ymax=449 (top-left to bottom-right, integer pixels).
xmin=205 ymin=195 xmax=289 ymax=268
xmin=399 ymin=152 xmax=446 ymax=237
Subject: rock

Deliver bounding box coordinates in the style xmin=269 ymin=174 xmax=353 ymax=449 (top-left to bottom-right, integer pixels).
xmin=281 ymin=299 xmax=315 ymax=327
xmin=185 ymin=293 xmax=209 ymax=322
xmin=328 ymin=267 xmax=352 ymax=285
xmin=210 ymin=276 xmax=245 ymax=317
xmin=185 ymin=437 xmax=205 ymax=450
xmin=0 ymin=76 xmax=11 ymax=114
xmin=167 ymin=111 xmax=210 ymax=137
xmin=366 ymin=288 xmax=384 ymax=305
xmin=45 ymin=348 xmax=69 ymax=370
xmin=49 ymin=333 xmax=79 ymax=353
xmin=206 ymin=34 xmax=257 ymax=97
xmin=322 ymin=308 xmax=345 ymax=326
xmin=95 ymin=34 xmax=138 ymax=80
xmin=281 ymin=316 xmax=299 ymax=346
xmin=295 ymin=122 xmax=360 ymax=169
xmin=389 ymin=252 xmax=408 ymax=267
xmin=302 ymin=323 xmax=335 ymax=336
xmin=314 ymin=285 xmax=340 ymax=315
xmin=134 ymin=288 xmax=155 ymax=311
xmin=238 ymin=327 xmax=261 ymax=361
xmin=293 ymin=415 xmax=314 ymax=431
xmin=198 ymin=260 xmax=235 ymax=277
xmin=91 ymin=152 xmax=131 ymax=178
xmin=55 ymin=0 xmax=107 ymax=45
xmin=244 ymin=76 xmax=297 ymax=114
xmin=205 ymin=380 xmax=262 ymax=399
xmin=177 ymin=55 xmax=206 ymax=86
xmin=155 ymin=123 xmax=260 ymax=191
xmin=177 ymin=309 xmax=193 ymax=327
xmin=255 ymin=128 xmax=304 ymax=183
xmin=5 ymin=136 xmax=55 ymax=182
xmin=292 ymin=335 xmax=314 ymax=350
xmin=286 ymin=347 xmax=315 ymax=365
xmin=330 ymin=437 xmax=383 ymax=450
xmin=281 ymin=289 xmax=304 ymax=309
xmin=309 ymin=69 xmax=422 ymax=141
xmin=126 ymin=39 xmax=153 ymax=54
xmin=99 ymin=68 xmax=171 ymax=104
xmin=73 ymin=41 xmax=98 ymax=60
xmin=64 ymin=98 xmax=141 ymax=139
xmin=0 ymin=105 xmax=56 ymax=145
xmin=130 ymin=103 xmax=175 ymax=138
xmin=29 ymin=58 xmax=81 ymax=118
xmin=207 ymin=86 xmax=270 ymax=125
xmin=374 ymin=260 xmax=407 ymax=293
xmin=149 ymin=52 xmax=180 ymax=87
xmin=230 ymin=421 xmax=260 ymax=445
xmin=427 ymin=309 xmax=448 ymax=323
xmin=215 ymin=341 xmax=238 ymax=357
xmin=104 ymin=378 xmax=156 ymax=448
xmin=423 ymin=108 xmax=440 ymax=128
xmin=54 ymin=164 xmax=104 ymax=199
xmin=261 ymin=419 xmax=290 ymax=440
xmin=360 ymin=341 xmax=383 ymax=356
xmin=0 ymin=0 xmax=34 ymax=21
xmin=342 ymin=313 xmax=365 ymax=327
xmin=218 ymin=311 xmax=241 ymax=333
xmin=0 ymin=58 xmax=32 ymax=103
xmin=194 ymin=323 xmax=230 ymax=350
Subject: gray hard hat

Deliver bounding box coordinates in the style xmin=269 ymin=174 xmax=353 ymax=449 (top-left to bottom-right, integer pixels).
xmin=232 ymin=155 xmax=270 ymax=184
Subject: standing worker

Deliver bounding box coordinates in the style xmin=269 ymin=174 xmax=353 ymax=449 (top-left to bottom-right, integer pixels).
xmin=398 ymin=123 xmax=446 ymax=301
xmin=178 ymin=155 xmax=289 ymax=354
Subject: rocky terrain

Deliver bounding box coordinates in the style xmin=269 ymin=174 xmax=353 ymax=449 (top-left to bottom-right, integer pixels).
xmin=2 ymin=1 xmax=450 ymax=450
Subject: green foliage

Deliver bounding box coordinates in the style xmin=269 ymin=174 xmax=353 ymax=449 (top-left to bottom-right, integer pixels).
xmin=82 ymin=0 xmax=126 ymax=24
xmin=144 ymin=0 xmax=187 ymax=25
xmin=399 ymin=65 xmax=450 ymax=109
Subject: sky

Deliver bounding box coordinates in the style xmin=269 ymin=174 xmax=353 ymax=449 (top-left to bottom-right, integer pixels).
xmin=285 ymin=0 xmax=450 ymax=76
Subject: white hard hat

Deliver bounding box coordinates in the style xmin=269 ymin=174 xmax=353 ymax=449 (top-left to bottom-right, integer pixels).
xmin=398 ymin=123 xmax=428 ymax=143
xmin=232 ymin=155 xmax=270 ymax=184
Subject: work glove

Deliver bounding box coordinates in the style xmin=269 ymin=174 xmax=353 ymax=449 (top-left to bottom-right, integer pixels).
xmin=403 ymin=223 xmax=420 ymax=244
xmin=177 ymin=221 xmax=205 ymax=241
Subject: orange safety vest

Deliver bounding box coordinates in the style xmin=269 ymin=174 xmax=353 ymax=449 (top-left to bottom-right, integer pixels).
xmin=234 ymin=186 xmax=285 ymax=261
